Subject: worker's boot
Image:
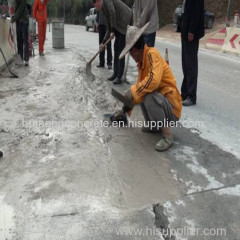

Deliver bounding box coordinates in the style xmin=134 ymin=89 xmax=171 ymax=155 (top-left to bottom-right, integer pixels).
xmin=97 ymin=64 xmax=104 ymax=68
xmin=107 ymin=74 xmax=116 ymax=81
xmin=155 ymin=135 xmax=173 ymax=152
xmin=113 ymin=77 xmax=122 ymax=85
xmin=15 ymin=55 xmax=23 ymax=66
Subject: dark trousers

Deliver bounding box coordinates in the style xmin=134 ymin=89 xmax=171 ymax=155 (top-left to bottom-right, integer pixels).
xmin=143 ymin=32 xmax=156 ymax=47
xmin=114 ymin=30 xmax=126 ymax=79
xmin=181 ymin=36 xmax=199 ymax=103
xmin=16 ymin=21 xmax=29 ymax=62
xmin=98 ymin=25 xmax=112 ymax=66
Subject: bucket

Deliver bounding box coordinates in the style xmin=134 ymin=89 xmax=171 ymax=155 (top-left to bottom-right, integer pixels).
xmin=28 ymin=18 xmax=36 ymax=35
xmin=52 ymin=18 xmax=64 ymax=49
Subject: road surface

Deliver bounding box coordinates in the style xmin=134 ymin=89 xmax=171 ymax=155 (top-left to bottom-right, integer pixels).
xmin=0 ymin=25 xmax=240 ymax=240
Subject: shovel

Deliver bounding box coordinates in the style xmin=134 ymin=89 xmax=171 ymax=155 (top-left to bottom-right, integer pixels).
xmin=0 ymin=47 xmax=19 ymax=78
xmin=86 ymin=37 xmax=112 ymax=80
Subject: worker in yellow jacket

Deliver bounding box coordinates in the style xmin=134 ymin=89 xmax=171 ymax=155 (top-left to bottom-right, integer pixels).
xmin=114 ymin=23 xmax=182 ymax=152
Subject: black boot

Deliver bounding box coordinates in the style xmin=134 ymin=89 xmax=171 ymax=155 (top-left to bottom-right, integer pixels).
xmin=107 ymin=74 xmax=116 ymax=81
xmin=113 ymin=77 xmax=122 ymax=85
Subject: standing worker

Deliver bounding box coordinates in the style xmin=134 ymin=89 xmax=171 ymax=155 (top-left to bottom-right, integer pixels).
xmin=11 ymin=0 xmax=29 ymax=66
xmin=133 ymin=0 xmax=159 ymax=47
xmin=93 ymin=0 xmax=132 ymax=85
xmin=33 ymin=0 xmax=49 ymax=56
xmin=180 ymin=0 xmax=204 ymax=106
xmin=96 ymin=10 xmax=112 ymax=69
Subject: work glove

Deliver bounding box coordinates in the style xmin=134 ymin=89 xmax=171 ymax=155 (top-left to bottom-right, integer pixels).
xmin=110 ymin=109 xmax=128 ymax=126
xmin=124 ymin=88 xmax=133 ymax=102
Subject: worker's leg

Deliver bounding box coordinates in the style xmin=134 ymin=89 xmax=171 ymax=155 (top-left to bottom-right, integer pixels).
xmin=16 ymin=22 xmax=23 ymax=60
xmin=38 ymin=21 xmax=44 ymax=54
xmin=106 ymin=30 xmax=112 ymax=68
xmin=113 ymin=31 xmax=120 ymax=77
xmin=117 ymin=31 xmax=126 ymax=79
xmin=22 ymin=22 xmax=29 ymax=62
xmin=42 ymin=21 xmax=47 ymax=51
xmin=181 ymin=36 xmax=188 ymax=100
xmin=186 ymin=39 xmax=199 ymax=103
xmin=98 ymin=25 xmax=105 ymax=66
xmin=142 ymin=92 xmax=178 ymax=128
xmin=143 ymin=32 xmax=156 ymax=47
xmin=181 ymin=37 xmax=199 ymax=103
xmin=142 ymin=92 xmax=179 ymax=151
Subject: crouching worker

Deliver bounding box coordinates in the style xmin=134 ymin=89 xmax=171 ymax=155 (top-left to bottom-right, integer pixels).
xmin=115 ymin=23 xmax=182 ymax=152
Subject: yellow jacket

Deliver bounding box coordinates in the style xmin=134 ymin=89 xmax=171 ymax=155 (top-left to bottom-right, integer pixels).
xmin=131 ymin=45 xmax=182 ymax=119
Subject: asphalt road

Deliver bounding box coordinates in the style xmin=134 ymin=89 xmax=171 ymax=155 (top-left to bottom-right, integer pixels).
xmin=0 ymin=25 xmax=239 ymax=240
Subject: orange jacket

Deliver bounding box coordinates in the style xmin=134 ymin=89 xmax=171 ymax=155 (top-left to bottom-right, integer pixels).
xmin=131 ymin=45 xmax=182 ymax=119
xmin=33 ymin=0 xmax=49 ymax=22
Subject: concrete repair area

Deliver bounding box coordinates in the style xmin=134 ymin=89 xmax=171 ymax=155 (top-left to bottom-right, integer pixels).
xmin=0 ymin=24 xmax=240 ymax=240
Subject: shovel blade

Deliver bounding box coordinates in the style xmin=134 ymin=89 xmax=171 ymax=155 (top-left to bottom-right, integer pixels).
xmin=86 ymin=62 xmax=95 ymax=80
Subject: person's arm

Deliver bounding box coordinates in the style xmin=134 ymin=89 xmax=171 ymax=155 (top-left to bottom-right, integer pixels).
xmin=33 ymin=0 xmax=38 ymax=19
xmin=102 ymin=15 xmax=111 ymax=43
xmin=104 ymin=0 xmax=116 ymax=32
xmin=189 ymin=0 xmax=204 ymax=35
xmin=131 ymin=52 xmax=164 ymax=104
xmin=12 ymin=0 xmax=27 ymax=22
xmin=135 ymin=0 xmax=155 ymax=28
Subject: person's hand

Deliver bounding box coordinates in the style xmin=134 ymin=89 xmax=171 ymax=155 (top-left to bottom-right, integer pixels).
xmin=99 ymin=43 xmax=105 ymax=52
xmin=10 ymin=16 xmax=15 ymax=23
xmin=110 ymin=32 xmax=115 ymax=40
xmin=124 ymin=88 xmax=133 ymax=102
xmin=110 ymin=109 xmax=128 ymax=125
xmin=188 ymin=33 xmax=194 ymax=42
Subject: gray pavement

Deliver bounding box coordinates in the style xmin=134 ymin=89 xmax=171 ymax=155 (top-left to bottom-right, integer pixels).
xmin=0 ymin=25 xmax=240 ymax=240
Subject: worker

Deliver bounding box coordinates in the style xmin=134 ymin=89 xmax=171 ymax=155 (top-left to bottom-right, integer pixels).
xmin=96 ymin=10 xmax=112 ymax=69
xmin=11 ymin=0 xmax=29 ymax=66
xmin=112 ymin=24 xmax=182 ymax=152
xmin=133 ymin=0 xmax=159 ymax=47
xmin=180 ymin=0 xmax=205 ymax=106
xmin=33 ymin=0 xmax=49 ymax=56
xmin=93 ymin=0 xmax=132 ymax=85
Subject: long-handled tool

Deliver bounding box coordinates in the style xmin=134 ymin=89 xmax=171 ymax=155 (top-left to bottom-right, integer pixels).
xmin=86 ymin=37 xmax=112 ymax=80
xmin=0 ymin=47 xmax=19 ymax=78
xmin=122 ymin=52 xmax=130 ymax=84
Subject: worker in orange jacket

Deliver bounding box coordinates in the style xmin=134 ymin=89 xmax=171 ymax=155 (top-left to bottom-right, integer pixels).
xmin=33 ymin=0 xmax=49 ymax=56
xmin=112 ymin=23 xmax=182 ymax=152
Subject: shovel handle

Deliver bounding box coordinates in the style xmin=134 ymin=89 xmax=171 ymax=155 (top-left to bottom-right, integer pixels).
xmin=89 ymin=37 xmax=112 ymax=64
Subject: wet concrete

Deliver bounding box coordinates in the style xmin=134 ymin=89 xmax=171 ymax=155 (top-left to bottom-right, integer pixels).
xmin=0 ymin=25 xmax=239 ymax=239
